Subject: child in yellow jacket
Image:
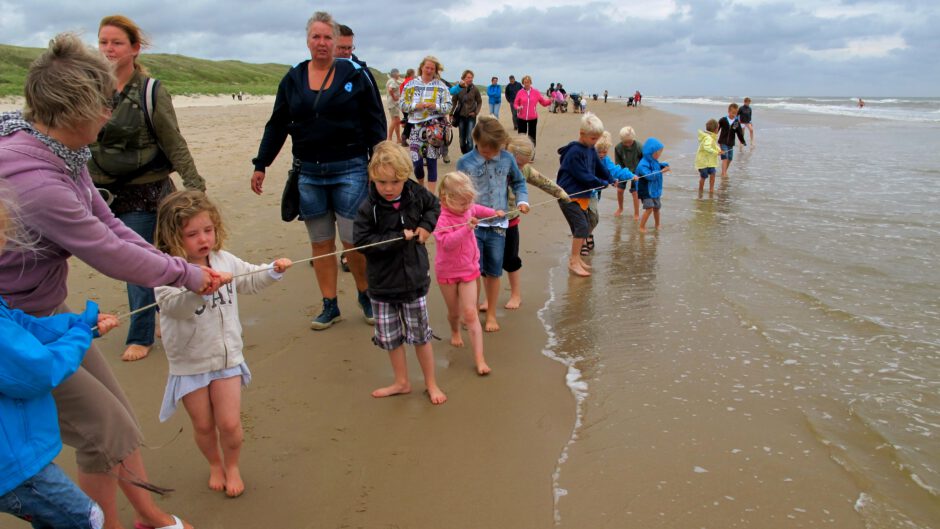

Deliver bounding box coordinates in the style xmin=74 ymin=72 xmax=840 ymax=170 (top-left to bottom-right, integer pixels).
xmin=695 ymin=119 xmax=721 ymax=195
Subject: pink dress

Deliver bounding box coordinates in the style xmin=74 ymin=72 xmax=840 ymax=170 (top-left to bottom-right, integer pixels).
xmin=434 ymin=204 xmax=498 ymax=284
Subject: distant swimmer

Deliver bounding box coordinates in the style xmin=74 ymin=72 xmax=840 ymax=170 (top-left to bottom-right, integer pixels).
xmin=858 ymin=98 xmax=865 ymax=108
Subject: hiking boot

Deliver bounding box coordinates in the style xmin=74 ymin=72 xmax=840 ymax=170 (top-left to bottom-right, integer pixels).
xmin=358 ymin=290 xmax=376 ymax=326
xmin=310 ymin=297 xmax=342 ymax=330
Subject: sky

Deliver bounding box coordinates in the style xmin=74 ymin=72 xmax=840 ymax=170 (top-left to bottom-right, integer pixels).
xmin=2 ymin=0 xmax=938 ymax=97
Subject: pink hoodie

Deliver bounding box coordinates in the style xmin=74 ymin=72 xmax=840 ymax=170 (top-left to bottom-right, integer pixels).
xmin=433 ymin=204 xmax=498 ymax=282
xmin=513 ymin=87 xmax=551 ymax=120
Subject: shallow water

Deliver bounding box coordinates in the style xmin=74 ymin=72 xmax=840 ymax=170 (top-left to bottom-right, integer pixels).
xmin=541 ymin=103 xmax=940 ymax=528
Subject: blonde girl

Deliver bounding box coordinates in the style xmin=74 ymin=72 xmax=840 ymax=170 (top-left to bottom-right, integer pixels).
xmin=503 ymin=136 xmax=569 ymax=308
xmin=433 ymin=172 xmax=504 ymax=375
xmin=154 ymin=191 xmax=291 ymax=497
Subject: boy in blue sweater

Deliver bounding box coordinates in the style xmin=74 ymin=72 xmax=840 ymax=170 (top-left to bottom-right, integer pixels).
xmin=635 ymin=137 xmax=671 ymax=233
xmin=0 ymin=197 xmax=119 ymax=529
xmin=556 ymin=113 xmax=615 ymax=276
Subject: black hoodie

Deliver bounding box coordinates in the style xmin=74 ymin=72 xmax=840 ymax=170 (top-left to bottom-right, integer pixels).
xmin=253 ymin=58 xmax=386 ymax=171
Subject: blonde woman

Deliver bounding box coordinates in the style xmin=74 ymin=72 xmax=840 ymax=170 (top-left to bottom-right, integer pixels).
xmin=399 ymin=55 xmax=452 ymax=194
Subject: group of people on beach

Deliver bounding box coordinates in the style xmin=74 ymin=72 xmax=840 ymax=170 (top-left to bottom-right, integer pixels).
xmin=0 ymin=9 xmax=751 ymax=529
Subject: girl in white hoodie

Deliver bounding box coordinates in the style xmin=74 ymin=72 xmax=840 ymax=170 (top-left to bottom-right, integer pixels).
xmin=154 ymin=191 xmax=292 ymax=498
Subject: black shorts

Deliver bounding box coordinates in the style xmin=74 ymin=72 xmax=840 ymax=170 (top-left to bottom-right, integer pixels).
xmin=558 ymin=199 xmax=591 ymax=238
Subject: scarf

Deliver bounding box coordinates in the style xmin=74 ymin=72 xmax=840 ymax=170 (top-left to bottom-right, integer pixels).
xmin=0 ymin=111 xmax=91 ymax=180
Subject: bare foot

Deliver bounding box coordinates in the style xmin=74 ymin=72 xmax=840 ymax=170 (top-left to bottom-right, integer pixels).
xmin=224 ymin=466 xmax=245 ymax=498
xmin=633 ymin=215 xmax=640 ymax=221
xmin=614 ymin=208 xmax=623 ymax=217
xmin=208 ymin=464 xmax=225 ymax=492
xmin=579 ymin=259 xmax=592 ymax=269
xmin=450 ymin=331 xmax=464 ymax=347
xmin=372 ymin=382 xmax=411 ymax=398
xmin=121 ymin=344 xmax=151 ymax=362
xmin=504 ymin=296 xmax=522 ymax=309
xmin=568 ymin=263 xmax=591 ymax=277
xmin=638 ymin=226 xmax=647 ymax=233
xmin=478 ymin=302 xmax=488 ymax=312
xmin=426 ymin=386 xmax=447 ymax=404
xmin=484 ymin=318 xmax=500 ymax=332
xmin=476 ymin=361 xmax=492 ymax=376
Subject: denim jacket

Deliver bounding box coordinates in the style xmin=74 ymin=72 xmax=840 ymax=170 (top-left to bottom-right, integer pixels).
xmin=456 ymin=149 xmax=528 ymax=228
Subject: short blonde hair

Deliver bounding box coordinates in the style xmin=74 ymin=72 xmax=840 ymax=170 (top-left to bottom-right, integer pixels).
xmin=438 ymin=171 xmax=476 ymax=204
xmin=99 ymin=15 xmax=149 ymax=74
xmin=155 ymin=190 xmax=227 ymax=259
xmin=23 ymin=33 xmax=116 ymax=130
xmin=619 ymin=126 xmax=636 ymax=141
xmin=306 ymin=11 xmax=338 ymax=37
xmin=471 ymin=115 xmax=509 ymax=150
xmin=368 ymin=141 xmax=412 ymax=182
xmin=579 ymin=112 xmax=604 ymax=135
xmin=521 ymin=75 xmax=532 ymax=84
xmin=507 ymin=134 xmax=535 ymax=161
xmin=595 ymin=131 xmax=613 ymax=153
xmin=418 ymin=56 xmax=444 ymax=77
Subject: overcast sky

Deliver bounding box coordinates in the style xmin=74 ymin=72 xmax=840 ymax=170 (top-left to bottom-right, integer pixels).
xmin=2 ymin=0 xmax=937 ymax=96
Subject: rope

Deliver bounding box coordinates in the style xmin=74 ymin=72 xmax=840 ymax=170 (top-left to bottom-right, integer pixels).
xmin=92 ymin=143 xmax=740 ymax=330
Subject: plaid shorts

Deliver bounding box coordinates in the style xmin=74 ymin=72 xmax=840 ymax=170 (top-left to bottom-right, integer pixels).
xmin=370 ymin=296 xmax=433 ymax=350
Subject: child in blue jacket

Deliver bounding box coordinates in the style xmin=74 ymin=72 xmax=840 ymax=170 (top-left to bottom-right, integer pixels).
xmin=0 ymin=197 xmax=119 ymax=529
xmin=635 ymin=137 xmax=671 ymax=232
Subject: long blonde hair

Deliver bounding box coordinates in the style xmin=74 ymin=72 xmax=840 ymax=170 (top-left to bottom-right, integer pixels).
xmin=155 ymin=191 xmax=228 ymax=258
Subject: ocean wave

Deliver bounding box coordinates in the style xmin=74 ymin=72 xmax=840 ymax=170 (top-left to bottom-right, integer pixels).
xmin=646 ymin=96 xmax=940 ymax=123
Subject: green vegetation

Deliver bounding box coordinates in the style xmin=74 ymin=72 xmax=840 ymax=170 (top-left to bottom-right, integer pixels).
xmin=0 ymin=43 xmax=388 ymax=97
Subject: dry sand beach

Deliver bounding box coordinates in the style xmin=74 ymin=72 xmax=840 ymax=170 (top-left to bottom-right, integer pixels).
xmin=30 ymin=95 xmax=882 ymax=529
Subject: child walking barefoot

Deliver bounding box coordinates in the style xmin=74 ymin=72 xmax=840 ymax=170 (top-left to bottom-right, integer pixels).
xmin=154 ymin=190 xmax=292 ymax=497
xmin=635 ymin=138 xmax=671 ymax=233
xmin=354 ymin=141 xmax=446 ymax=404
xmin=434 ymin=172 xmax=504 ymax=375
xmin=503 ymin=135 xmax=569 ymax=309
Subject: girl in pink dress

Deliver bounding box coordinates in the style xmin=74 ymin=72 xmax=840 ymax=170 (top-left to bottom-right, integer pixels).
xmin=433 ymin=172 xmax=504 ymax=375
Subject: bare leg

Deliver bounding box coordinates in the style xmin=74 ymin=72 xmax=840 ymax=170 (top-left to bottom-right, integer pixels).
xmin=76 ymin=472 xmax=121 ymax=529
xmin=615 ymin=188 xmax=624 ymax=217
xmin=373 ymin=345 xmax=411 ymax=398
xmin=709 ymin=174 xmax=716 ymax=194
xmin=631 ymin=190 xmax=640 ymax=220
xmin=505 ymin=270 xmax=522 ymax=309
xmin=209 ymin=377 xmax=245 ymax=497
xmin=483 ymin=276 xmax=502 ymax=331
xmin=459 ymin=281 xmax=489 ymax=374
xmin=477 ymin=276 xmax=487 ymax=312
xmin=438 ymin=282 xmax=464 ymax=347
xmin=311 ymin=240 xmax=338 ymax=299
xmin=340 ymin=241 xmax=368 ymax=293
xmin=568 ymin=238 xmax=590 ymax=276
xmin=113 ymin=449 xmax=193 ymax=529
xmin=427 ymin=180 xmax=437 ymax=195
xmin=414 ymin=343 xmax=447 ymax=404
xmin=698 ymin=177 xmax=705 ymax=194
xmin=639 ymin=209 xmax=652 ymax=232
xmin=181 ymin=387 xmax=225 ymax=492
xmin=721 ymin=157 xmax=731 ymax=178
xmin=653 ymin=208 xmax=661 ymax=230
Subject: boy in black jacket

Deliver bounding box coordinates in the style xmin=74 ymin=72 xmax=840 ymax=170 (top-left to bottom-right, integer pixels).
xmin=717 ymin=103 xmax=747 ymax=177
xmin=353 ymin=141 xmax=446 ymax=404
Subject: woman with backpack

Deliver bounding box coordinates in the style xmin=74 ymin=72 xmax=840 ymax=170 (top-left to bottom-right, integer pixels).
xmin=91 ymin=15 xmax=206 ymax=363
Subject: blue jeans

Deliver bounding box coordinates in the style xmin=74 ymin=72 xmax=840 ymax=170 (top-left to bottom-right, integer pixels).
xmin=117 ymin=210 xmax=157 ymax=346
xmin=475 ymin=226 xmax=506 ymax=277
xmin=489 ymin=102 xmax=500 ymax=118
xmin=0 ymin=463 xmax=103 ymax=529
xmin=458 ymin=117 xmax=477 ymax=154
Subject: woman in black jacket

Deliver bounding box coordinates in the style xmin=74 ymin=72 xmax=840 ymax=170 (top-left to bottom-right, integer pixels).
xmin=250 ymin=11 xmax=386 ymax=331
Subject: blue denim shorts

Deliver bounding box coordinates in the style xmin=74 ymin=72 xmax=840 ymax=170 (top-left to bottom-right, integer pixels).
xmin=699 ymin=167 xmax=716 ymax=178
xmin=719 ymin=144 xmax=733 ymax=161
xmin=475 ymin=226 xmax=507 ymax=277
xmin=0 ymin=463 xmax=104 ymax=529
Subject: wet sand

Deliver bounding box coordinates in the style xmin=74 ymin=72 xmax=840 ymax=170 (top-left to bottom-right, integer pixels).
xmin=51 ymin=96 xmax=676 ymax=527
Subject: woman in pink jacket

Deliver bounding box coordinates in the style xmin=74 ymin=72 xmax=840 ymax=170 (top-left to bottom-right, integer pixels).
xmin=513 ymin=75 xmax=551 ymax=149
xmin=433 ymin=172 xmax=504 ymax=376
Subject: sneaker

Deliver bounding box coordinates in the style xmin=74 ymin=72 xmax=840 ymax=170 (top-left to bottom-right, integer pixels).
xmin=358 ymin=290 xmax=376 ymax=325
xmin=443 ymin=154 xmax=451 ymax=164
xmin=310 ymin=297 xmax=342 ymax=330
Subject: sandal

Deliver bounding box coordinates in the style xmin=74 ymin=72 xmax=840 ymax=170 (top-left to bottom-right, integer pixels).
xmin=585 ymin=234 xmax=595 ymax=250
xmin=134 ymin=515 xmax=184 ymax=529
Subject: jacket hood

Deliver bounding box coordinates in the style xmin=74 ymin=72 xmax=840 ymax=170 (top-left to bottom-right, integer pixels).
xmin=557 ymin=140 xmax=582 ymax=158
xmin=697 ymin=130 xmax=714 ymax=141
xmin=642 ymin=137 xmax=664 ymax=159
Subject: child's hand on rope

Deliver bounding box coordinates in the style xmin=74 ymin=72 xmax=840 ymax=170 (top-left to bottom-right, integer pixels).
xmin=415 ymin=227 xmax=432 ymax=243
xmin=272 ymin=258 xmax=293 ymax=273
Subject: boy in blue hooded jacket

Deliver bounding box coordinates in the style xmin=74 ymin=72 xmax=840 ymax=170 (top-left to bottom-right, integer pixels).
xmin=556 ymin=113 xmax=615 ymax=276
xmin=0 ymin=199 xmax=119 ymax=529
xmin=635 ymin=137 xmax=670 ymax=232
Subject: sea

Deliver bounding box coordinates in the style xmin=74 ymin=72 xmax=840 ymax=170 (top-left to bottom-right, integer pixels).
xmin=540 ymin=97 xmax=940 ymax=528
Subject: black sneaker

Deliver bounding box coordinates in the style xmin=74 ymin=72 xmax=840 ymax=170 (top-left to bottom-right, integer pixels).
xmin=358 ymin=290 xmax=375 ymax=325
xmin=310 ymin=297 xmax=342 ymax=330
